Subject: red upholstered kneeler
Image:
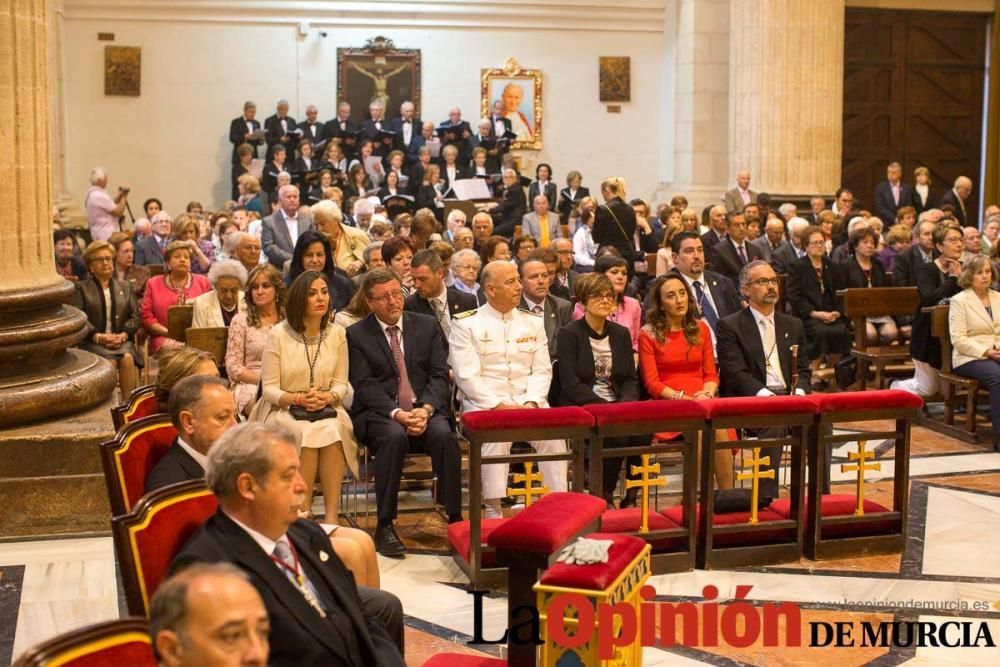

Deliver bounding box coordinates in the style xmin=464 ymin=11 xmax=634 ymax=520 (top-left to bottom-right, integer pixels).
xmin=805 ymin=390 xmax=921 ymax=559
xmin=600 ymin=508 xmax=685 ymax=551
xmin=447 ymin=518 xmax=508 ymax=568
xmin=582 ymin=400 xmax=703 ymax=574
xmin=695 ymin=396 xmax=813 ymax=568
xmin=460 ymin=407 xmax=594 ymax=588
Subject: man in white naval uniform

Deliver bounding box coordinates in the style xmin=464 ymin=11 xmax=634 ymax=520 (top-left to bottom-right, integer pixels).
xmin=448 ymin=261 xmax=568 ymax=518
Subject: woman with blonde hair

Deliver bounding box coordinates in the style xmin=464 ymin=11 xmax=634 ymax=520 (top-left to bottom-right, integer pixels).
xmin=655 ymin=207 xmax=684 ymax=275
xmin=154 ymin=346 xmax=218 ymax=412
xmin=226 ymin=264 xmax=286 ymax=416
xmin=593 ymin=177 xmax=637 ymax=276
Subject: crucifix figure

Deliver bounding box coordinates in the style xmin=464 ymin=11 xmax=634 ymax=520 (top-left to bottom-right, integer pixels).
xmin=840 ymin=439 xmax=880 ymax=516
xmin=736 ymin=447 xmax=775 ymax=524
xmin=506 ymin=461 xmax=549 ymax=508
xmin=626 ymin=454 xmax=667 ymax=533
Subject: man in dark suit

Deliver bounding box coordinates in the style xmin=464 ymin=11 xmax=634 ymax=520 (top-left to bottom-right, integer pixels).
xmin=939 ymin=175 xmax=974 ymax=228
xmin=666 ymin=233 xmax=741 ymax=346
xmin=146 ymin=376 xmax=236 ymax=493
xmin=347 ymin=270 xmax=462 ymax=557
xmin=322 ymin=102 xmax=360 ymax=158
xmin=489 ymin=99 xmax=513 ymax=140
xmin=874 ymin=162 xmax=914 ymax=228
xmin=171 ymin=422 xmax=405 ymax=667
xmin=134 ymin=211 xmax=174 ymax=266
xmin=406 ymin=121 xmax=440 ymax=168
xmin=263 ymin=99 xmax=298 ymax=163
xmin=229 ymin=100 xmax=263 ymax=164
xmin=362 ymin=101 xmax=391 ymax=157
xmin=297 ymin=104 xmax=325 ymax=146
xmin=892 ymin=219 xmax=937 ymax=288
xmin=439 ymin=107 xmax=474 ymax=163
xmin=518 ymin=258 xmax=572 ymax=360
xmin=717 ymin=260 xmax=813 ymax=499
xmin=770 ymin=217 xmax=810 ymax=275
xmin=751 ymin=217 xmax=787 ymax=263
xmin=387 ymin=101 xmax=420 ymax=155
xmin=491 ymin=168 xmax=527 ymax=238
xmin=709 ymin=211 xmax=763 ymax=285
xmin=700 ymin=204 xmax=728 ymax=251
xmin=532 ymin=244 xmax=579 ymax=302
xmin=404 ymin=250 xmax=477 ymax=338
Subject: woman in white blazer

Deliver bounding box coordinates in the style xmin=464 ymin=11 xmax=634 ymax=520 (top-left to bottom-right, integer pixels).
xmin=191 ymin=259 xmax=247 ymax=328
xmin=949 ymin=255 xmax=1000 ymax=451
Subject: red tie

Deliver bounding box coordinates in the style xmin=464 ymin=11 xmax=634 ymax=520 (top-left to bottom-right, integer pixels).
xmin=387 ymin=326 xmax=414 ymax=410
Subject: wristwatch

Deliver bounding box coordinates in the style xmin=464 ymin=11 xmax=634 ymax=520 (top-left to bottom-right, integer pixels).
xmin=424 ymin=404 xmax=435 ymax=417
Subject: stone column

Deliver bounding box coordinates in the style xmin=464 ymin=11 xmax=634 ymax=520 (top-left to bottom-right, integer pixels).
xmin=0 ymin=0 xmax=115 ymax=427
xmin=729 ymin=0 xmax=845 ymax=197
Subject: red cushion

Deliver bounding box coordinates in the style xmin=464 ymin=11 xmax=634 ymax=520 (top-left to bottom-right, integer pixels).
xmin=461 ymin=406 xmax=593 ymax=433
xmin=539 ymin=533 xmax=646 ymax=590
xmin=660 ymin=504 xmax=789 ymax=546
xmin=769 ymin=494 xmax=895 ymax=538
xmin=811 ymin=389 xmax=924 ymax=413
xmin=447 ymin=518 xmax=508 ymax=568
xmin=57 ymin=640 xmax=156 ymax=667
xmin=117 ymin=422 xmax=178 ymax=512
xmin=600 ymin=508 xmax=686 ymax=550
xmin=421 ymin=655 xmax=506 ymax=667
xmin=130 ymin=491 xmax=217 ymax=610
xmin=583 ymin=400 xmax=707 ymax=427
xmin=487 ymin=492 xmax=607 ymax=554
xmin=703 ymin=395 xmax=817 ymax=419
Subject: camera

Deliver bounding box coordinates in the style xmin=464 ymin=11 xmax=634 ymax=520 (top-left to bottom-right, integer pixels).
xmin=118 ymin=186 xmax=130 ymax=194
xmin=319 ymin=31 xmax=328 ymax=38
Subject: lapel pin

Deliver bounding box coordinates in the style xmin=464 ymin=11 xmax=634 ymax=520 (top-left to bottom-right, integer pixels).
xmin=319 ymin=550 xmax=329 ymax=562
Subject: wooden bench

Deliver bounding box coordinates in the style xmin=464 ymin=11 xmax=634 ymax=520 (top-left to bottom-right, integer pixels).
xmin=185 ymin=326 xmax=228 ymax=366
xmin=838 ymin=287 xmax=920 ymax=389
xmin=166 ymin=304 xmax=193 ymax=342
xmin=923 ymin=304 xmax=984 ymax=443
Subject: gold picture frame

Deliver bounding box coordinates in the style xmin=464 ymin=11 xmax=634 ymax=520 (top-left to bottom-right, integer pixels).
xmin=481 ymin=58 xmax=542 ymax=151
xmin=105 ymin=46 xmax=141 ymax=96
xmin=599 ymin=56 xmax=630 ymax=102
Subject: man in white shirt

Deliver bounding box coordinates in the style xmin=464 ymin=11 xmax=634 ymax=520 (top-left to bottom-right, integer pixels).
xmin=84 ymin=167 xmax=129 ymax=242
xmin=449 ymin=261 xmax=567 ymax=518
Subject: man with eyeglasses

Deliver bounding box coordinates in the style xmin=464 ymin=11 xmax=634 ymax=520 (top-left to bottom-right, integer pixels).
xmin=716 ymin=260 xmax=812 ymax=499
xmin=346 ymin=269 xmax=462 ymax=556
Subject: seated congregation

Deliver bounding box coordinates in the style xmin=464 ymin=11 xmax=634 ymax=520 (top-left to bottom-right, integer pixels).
xmin=36 ymin=97 xmax=1000 ymax=665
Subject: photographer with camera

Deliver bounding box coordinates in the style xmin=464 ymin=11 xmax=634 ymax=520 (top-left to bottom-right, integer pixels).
xmin=84 ymin=167 xmax=131 ymax=242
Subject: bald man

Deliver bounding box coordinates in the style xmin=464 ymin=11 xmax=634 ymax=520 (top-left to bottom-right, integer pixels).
xmin=724 ymin=171 xmax=757 ymax=214
xmin=939 ymin=175 xmax=974 ymax=228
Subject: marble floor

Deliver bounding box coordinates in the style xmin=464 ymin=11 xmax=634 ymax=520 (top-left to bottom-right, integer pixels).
xmin=2 ymin=422 xmax=1000 ymax=666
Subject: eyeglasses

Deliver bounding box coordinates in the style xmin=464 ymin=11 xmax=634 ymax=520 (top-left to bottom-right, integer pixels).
xmin=555 ymin=250 xmax=573 ymax=255
xmin=807 ymin=240 xmax=826 ymax=247
xmin=749 ymin=278 xmax=780 ymax=287
xmin=91 ymin=256 xmax=114 ymax=263
xmin=590 ymin=294 xmax=616 ymax=302
xmin=455 ymin=264 xmax=479 ymax=271
xmin=370 ymin=290 xmax=405 ymax=303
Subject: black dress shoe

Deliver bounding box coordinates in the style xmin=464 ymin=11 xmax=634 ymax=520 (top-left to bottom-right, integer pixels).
xmin=447 ymin=514 xmax=464 ymax=524
xmin=375 ymin=523 xmax=406 ymax=558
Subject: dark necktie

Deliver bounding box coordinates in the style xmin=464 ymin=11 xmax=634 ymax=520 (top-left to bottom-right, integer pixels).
xmin=387 ymin=326 xmax=414 ymax=410
xmin=737 ymin=244 xmax=747 ymax=266
xmin=693 ymin=280 xmax=719 ymax=332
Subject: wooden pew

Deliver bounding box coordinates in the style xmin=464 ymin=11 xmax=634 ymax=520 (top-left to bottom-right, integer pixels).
xmin=923 ymin=304 xmax=985 ymax=443
xmin=837 ymin=287 xmax=919 ymax=389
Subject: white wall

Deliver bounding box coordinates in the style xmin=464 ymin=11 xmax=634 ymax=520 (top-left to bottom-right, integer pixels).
xmin=59 ymin=0 xmax=666 ymax=214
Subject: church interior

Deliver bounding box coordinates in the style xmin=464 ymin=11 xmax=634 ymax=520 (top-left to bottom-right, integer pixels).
xmin=3 ymin=0 xmax=1000 ymax=665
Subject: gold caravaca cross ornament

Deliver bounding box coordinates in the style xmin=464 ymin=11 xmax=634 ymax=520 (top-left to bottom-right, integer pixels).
xmin=840 ymin=439 xmax=880 ymax=516
xmin=507 ymin=461 xmax=549 ymax=508
xmin=626 ymin=454 xmax=667 ymax=533
xmin=736 ymin=447 xmax=775 ymax=524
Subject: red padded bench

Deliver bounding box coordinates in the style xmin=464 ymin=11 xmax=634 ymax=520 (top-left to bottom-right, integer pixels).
xmin=804 ymin=390 xmax=922 ymax=559
xmin=488 ymin=492 xmax=607 ymax=667
xmin=695 ymin=396 xmax=814 ymax=568
xmin=584 ymin=400 xmax=704 ymax=574
xmin=459 ymin=407 xmax=594 ymax=588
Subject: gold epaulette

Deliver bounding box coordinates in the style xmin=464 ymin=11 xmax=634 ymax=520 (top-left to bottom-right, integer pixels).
xmin=454 ymin=309 xmax=477 ymax=319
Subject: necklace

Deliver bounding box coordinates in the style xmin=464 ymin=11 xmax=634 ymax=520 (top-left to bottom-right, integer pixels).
xmin=165 ymin=273 xmax=190 ymax=303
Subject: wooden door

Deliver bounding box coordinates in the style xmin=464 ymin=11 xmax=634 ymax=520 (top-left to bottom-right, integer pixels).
xmin=842 ymin=9 xmax=988 ymax=224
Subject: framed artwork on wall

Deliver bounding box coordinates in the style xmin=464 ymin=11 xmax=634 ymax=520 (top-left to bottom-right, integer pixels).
xmin=105 ymin=46 xmax=141 ymax=96
xmin=337 ymin=36 xmax=421 ymax=123
xmin=481 ymin=58 xmax=542 ymax=151
xmin=599 ymin=56 xmax=631 ymax=102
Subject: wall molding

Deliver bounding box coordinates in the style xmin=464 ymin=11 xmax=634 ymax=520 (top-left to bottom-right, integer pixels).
xmin=62 ymin=0 xmax=667 ymax=33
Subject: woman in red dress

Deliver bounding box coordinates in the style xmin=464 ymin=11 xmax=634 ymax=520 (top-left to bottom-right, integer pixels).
xmin=639 ymin=274 xmax=734 ymax=489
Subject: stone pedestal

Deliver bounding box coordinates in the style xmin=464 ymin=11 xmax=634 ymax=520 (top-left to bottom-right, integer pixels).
xmin=0 ymin=0 xmax=115 ymax=427
xmin=729 ymin=0 xmax=845 ymax=197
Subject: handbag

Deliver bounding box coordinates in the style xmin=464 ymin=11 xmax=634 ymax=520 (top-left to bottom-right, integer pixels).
xmin=289 ymin=405 xmax=337 ymax=422
xmin=713 ymin=488 xmax=772 ymax=514
xmin=834 ymin=354 xmax=858 ymax=390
